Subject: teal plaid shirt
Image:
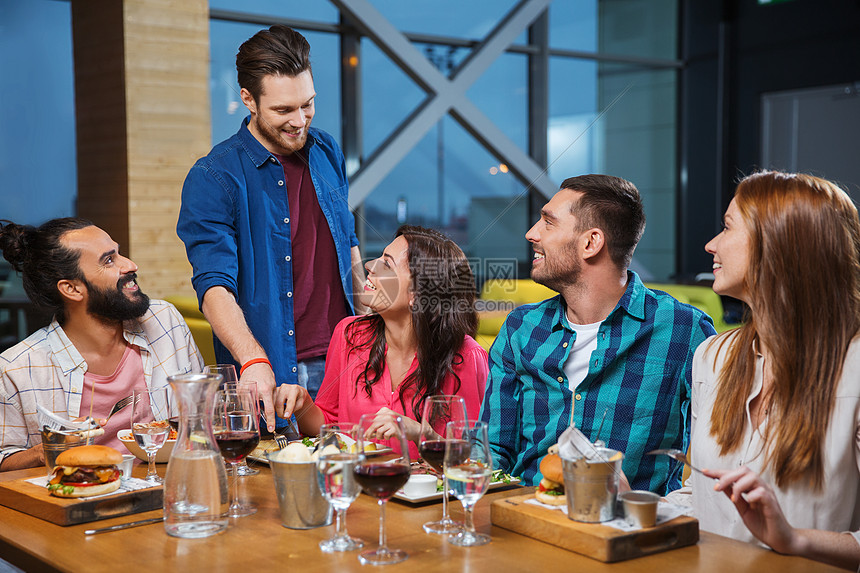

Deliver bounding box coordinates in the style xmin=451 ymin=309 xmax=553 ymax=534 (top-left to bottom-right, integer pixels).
xmin=479 ymin=272 xmax=716 ymax=494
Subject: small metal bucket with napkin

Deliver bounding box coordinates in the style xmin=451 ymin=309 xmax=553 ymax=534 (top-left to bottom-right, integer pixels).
xmin=557 ymin=425 xmax=624 ymax=523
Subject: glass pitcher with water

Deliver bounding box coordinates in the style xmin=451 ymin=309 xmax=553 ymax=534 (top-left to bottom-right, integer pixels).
xmin=164 ymin=373 xmax=229 ymax=538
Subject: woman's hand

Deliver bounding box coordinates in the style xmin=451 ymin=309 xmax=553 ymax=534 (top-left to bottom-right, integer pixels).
xmin=704 ymin=466 xmax=800 ymax=555
xmin=368 ymin=407 xmax=420 ymax=442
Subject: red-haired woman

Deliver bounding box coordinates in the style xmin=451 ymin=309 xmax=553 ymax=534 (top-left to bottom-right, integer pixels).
xmin=670 ymin=171 xmax=860 ymax=570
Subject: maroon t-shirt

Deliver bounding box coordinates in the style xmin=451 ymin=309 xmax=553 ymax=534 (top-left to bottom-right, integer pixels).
xmin=277 ymin=151 xmax=351 ymax=360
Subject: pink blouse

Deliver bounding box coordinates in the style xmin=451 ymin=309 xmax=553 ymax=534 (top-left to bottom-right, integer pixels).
xmin=314 ymin=316 xmax=489 ymax=459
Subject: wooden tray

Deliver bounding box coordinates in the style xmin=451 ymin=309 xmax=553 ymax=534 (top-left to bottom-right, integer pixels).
xmin=0 ymin=470 xmax=162 ymax=526
xmin=491 ymin=493 xmax=698 ymax=563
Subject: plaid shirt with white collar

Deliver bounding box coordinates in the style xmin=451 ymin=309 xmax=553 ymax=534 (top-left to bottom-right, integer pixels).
xmin=479 ymin=272 xmax=716 ymax=494
xmin=0 ymin=299 xmax=203 ymax=466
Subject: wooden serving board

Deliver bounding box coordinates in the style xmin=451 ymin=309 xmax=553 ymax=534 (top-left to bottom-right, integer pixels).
xmin=0 ymin=470 xmax=162 ymax=526
xmin=491 ymin=493 xmax=698 ymax=563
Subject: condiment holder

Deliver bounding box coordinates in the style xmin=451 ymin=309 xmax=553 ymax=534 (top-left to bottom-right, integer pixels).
xmin=619 ymin=490 xmax=660 ymax=528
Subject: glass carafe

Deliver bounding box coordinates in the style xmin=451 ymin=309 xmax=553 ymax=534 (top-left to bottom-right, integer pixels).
xmin=164 ymin=373 xmax=229 ymax=538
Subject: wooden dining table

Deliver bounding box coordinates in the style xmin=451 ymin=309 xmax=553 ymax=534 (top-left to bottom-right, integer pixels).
xmin=0 ymin=461 xmax=844 ymax=573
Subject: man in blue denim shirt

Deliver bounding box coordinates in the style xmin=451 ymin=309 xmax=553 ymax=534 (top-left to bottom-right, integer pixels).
xmin=177 ymin=26 xmax=365 ymax=430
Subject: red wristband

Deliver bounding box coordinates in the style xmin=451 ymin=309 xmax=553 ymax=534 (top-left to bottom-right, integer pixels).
xmin=240 ymin=357 xmax=272 ymax=376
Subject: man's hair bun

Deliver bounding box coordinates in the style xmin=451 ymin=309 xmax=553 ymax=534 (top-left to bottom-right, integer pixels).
xmin=0 ymin=220 xmax=31 ymax=272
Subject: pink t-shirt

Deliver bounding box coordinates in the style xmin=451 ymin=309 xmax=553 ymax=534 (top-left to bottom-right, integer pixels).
xmin=314 ymin=316 xmax=489 ymax=459
xmin=80 ymin=344 xmax=148 ymax=450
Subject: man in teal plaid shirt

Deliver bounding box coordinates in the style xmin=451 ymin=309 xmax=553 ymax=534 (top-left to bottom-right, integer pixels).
xmin=479 ymin=175 xmax=715 ymax=494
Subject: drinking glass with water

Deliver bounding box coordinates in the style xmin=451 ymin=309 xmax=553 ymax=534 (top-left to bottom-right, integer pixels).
xmin=316 ymin=423 xmax=365 ymax=553
xmin=131 ymin=387 xmax=171 ymax=484
xmin=444 ymin=419 xmax=492 ymax=547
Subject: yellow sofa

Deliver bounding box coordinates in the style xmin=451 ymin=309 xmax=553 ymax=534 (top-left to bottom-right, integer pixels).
xmin=644 ymin=283 xmax=734 ymax=333
xmin=164 ymin=295 xmax=217 ymax=366
xmin=476 ymin=279 xmax=734 ymax=351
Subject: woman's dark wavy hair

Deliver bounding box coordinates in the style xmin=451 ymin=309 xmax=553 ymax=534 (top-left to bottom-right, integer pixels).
xmin=346 ymin=226 xmax=479 ymax=422
xmin=0 ymin=218 xmax=93 ymax=324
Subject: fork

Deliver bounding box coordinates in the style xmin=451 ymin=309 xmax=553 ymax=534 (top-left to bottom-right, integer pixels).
xmin=103 ymin=395 xmax=137 ymax=425
xmin=267 ymin=414 xmax=300 ymax=449
xmin=646 ymin=448 xmax=706 ymax=475
xmin=259 ymin=399 xmax=302 ymax=449
xmin=273 ymin=428 xmax=291 ymax=449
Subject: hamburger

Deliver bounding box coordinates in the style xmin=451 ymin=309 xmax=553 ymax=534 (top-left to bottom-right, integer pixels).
xmin=47 ymin=445 xmax=123 ymax=498
xmin=535 ymin=452 xmax=566 ymax=506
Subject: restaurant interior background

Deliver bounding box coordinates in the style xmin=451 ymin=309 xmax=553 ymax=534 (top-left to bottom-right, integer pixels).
xmin=0 ymin=0 xmax=858 ymax=351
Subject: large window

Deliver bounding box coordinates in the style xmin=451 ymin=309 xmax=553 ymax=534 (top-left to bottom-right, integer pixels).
xmin=208 ymin=0 xmax=680 ymax=281
xmin=0 ymin=0 xmax=76 ymax=225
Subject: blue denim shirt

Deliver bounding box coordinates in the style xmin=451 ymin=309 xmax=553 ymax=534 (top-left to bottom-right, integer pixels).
xmin=177 ymin=118 xmax=358 ymax=399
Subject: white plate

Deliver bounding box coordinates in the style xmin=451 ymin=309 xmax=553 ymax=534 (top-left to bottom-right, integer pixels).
xmin=392 ymin=477 xmax=522 ymax=504
xmin=117 ymin=429 xmax=175 ymax=463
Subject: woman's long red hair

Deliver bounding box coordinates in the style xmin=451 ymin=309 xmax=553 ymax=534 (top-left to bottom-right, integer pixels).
xmin=710 ymin=171 xmax=860 ymax=490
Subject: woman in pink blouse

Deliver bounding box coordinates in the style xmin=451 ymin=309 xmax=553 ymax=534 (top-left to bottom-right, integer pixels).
xmin=276 ymin=226 xmax=488 ymax=457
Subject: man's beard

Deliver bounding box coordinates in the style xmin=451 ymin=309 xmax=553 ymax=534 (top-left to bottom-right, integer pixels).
xmin=85 ymin=273 xmax=150 ymax=322
xmin=531 ymin=240 xmax=582 ymax=293
xmin=254 ymin=114 xmax=309 ymax=155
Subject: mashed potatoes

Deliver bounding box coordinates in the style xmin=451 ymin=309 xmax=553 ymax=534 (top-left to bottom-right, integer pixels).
xmin=269 ymin=441 xmax=312 ymax=463
xmin=268 ymin=441 xmax=342 ymax=463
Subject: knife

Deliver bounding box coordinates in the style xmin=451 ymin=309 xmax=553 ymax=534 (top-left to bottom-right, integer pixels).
xmin=84 ymin=516 xmax=164 ymax=535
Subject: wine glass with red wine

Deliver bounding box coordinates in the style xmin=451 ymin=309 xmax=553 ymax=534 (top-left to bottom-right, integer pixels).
xmin=353 ymin=413 xmax=411 ymax=565
xmin=205 ymin=364 xmax=260 ymax=477
xmin=213 ymin=387 xmax=260 ymax=517
xmin=417 ymin=395 xmax=467 ymax=534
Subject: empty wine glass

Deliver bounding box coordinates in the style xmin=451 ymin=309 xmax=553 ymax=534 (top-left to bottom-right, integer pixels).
xmin=213 ymin=387 xmax=260 ymax=517
xmin=205 ymin=364 xmax=259 ymax=477
xmin=203 ymin=364 xmax=238 ymax=387
xmin=445 ymin=419 xmax=492 ymax=547
xmin=418 ymin=395 xmax=467 ymax=534
xmin=131 ymin=387 xmax=171 ymax=484
xmin=316 ymin=423 xmax=365 ymax=553
xmin=354 ymin=414 xmax=410 ymax=565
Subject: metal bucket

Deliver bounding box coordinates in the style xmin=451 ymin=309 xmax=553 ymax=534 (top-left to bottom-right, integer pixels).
xmin=561 ymin=447 xmax=624 ymax=523
xmin=268 ymin=456 xmax=332 ymax=529
xmin=41 ymin=430 xmax=93 ymax=475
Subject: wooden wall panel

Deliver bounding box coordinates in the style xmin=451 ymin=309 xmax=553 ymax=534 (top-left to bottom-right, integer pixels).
xmin=72 ymin=0 xmax=210 ymax=299
xmin=71 ymin=0 xmax=129 ymax=251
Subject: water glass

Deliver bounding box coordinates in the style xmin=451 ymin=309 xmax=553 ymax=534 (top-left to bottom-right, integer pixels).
xmin=131 ymin=387 xmax=171 ymax=484
xmin=445 ymin=419 xmax=492 ymax=547
xmin=316 ymin=423 xmax=364 ymax=552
